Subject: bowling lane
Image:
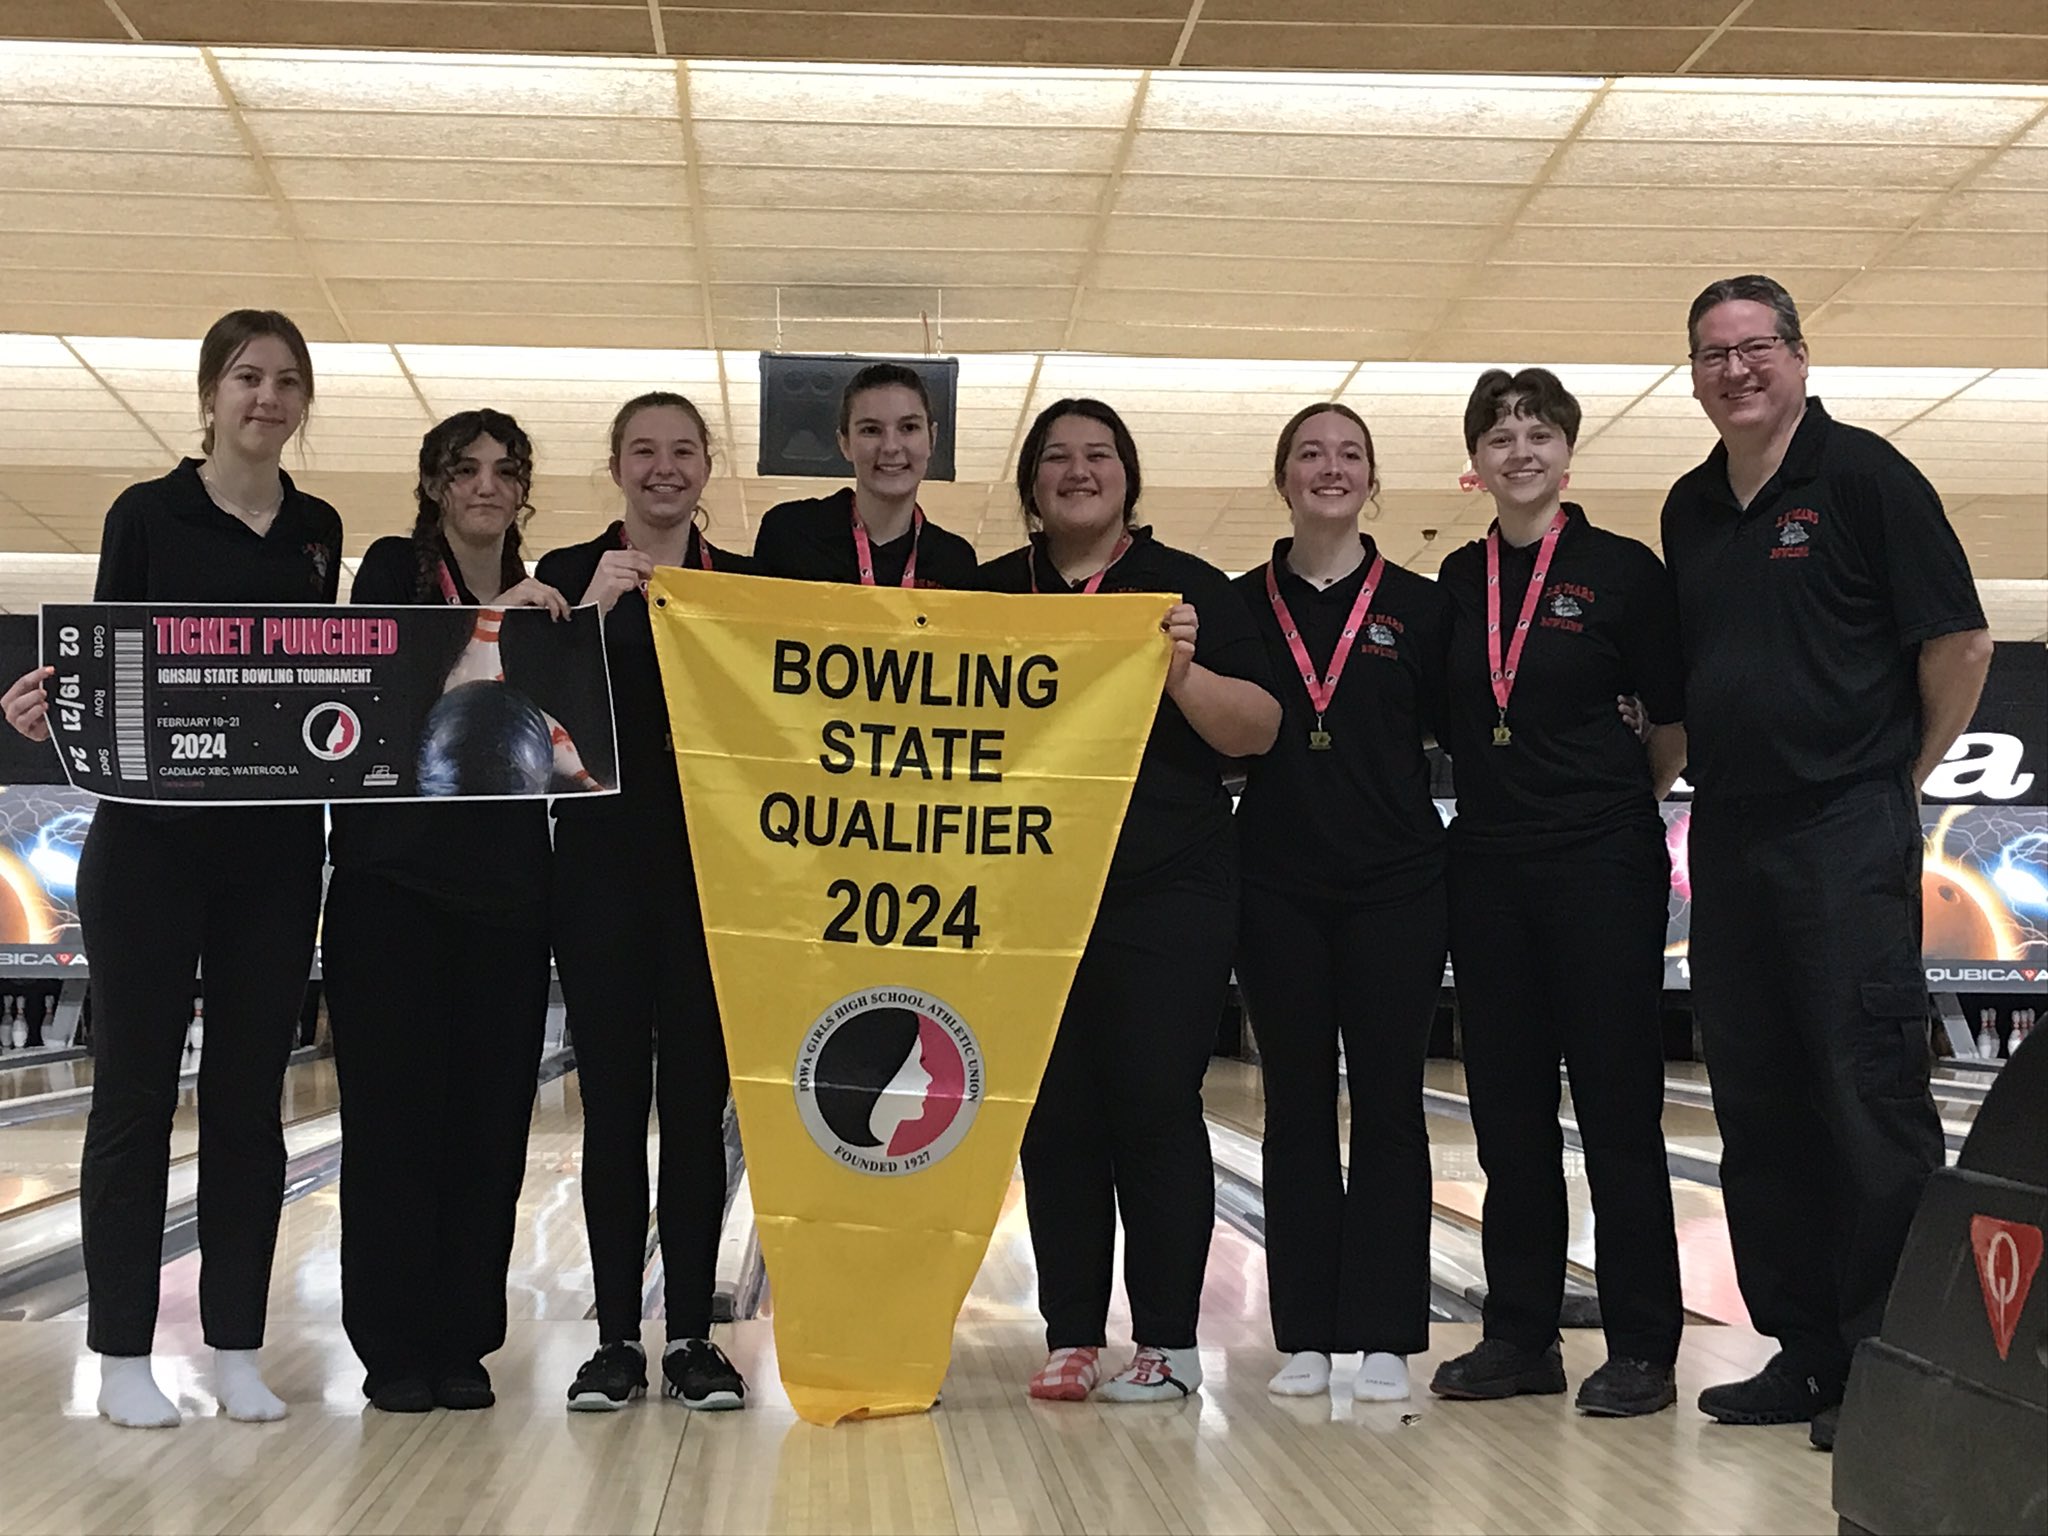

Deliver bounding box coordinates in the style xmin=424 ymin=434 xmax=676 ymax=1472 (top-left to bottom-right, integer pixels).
xmin=193 ymin=1067 xmax=621 ymax=1344
xmin=232 ymin=1059 xmax=1265 ymax=1361
xmin=1204 ymin=1057 xmax=1752 ymax=1326
xmin=0 ymin=1055 xmax=92 ymax=1103
xmin=0 ymin=1052 xmax=340 ymax=1218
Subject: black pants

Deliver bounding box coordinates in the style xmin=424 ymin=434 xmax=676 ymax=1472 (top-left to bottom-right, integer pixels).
xmin=1447 ymin=821 xmax=1684 ymax=1365
xmin=76 ymin=803 xmax=324 ymax=1356
xmin=1690 ymin=777 xmax=1943 ymax=1381
xmin=324 ymin=871 xmax=549 ymax=1391
xmin=553 ymin=811 xmax=728 ymax=1341
xmin=1023 ymin=863 xmax=1235 ymax=1351
xmin=1237 ymin=878 xmax=1445 ymax=1357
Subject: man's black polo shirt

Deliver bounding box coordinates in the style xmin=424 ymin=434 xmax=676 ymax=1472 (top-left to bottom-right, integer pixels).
xmin=753 ymin=487 xmax=978 ymax=589
xmin=1660 ymin=397 xmax=1985 ymax=804
xmin=1232 ymin=536 xmax=1448 ymax=902
xmin=1437 ymin=503 xmax=1683 ymax=854
xmin=94 ymin=458 xmax=342 ymax=604
xmin=973 ymin=528 xmax=1276 ymax=896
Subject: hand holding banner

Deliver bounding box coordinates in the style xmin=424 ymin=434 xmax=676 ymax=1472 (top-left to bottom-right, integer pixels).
xmin=649 ymin=570 xmax=1168 ymax=1425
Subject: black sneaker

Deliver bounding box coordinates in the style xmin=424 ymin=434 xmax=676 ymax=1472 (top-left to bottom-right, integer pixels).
xmin=1809 ymin=1403 xmax=1840 ymax=1452
xmin=434 ymin=1362 xmax=495 ymax=1411
xmin=1575 ymin=1358 xmax=1677 ymax=1417
xmin=1429 ymin=1339 xmax=1567 ymax=1400
xmin=1697 ymin=1354 xmax=1842 ymax=1426
xmin=369 ymin=1375 xmax=435 ymax=1414
xmin=662 ymin=1338 xmax=747 ymax=1411
xmin=567 ymin=1341 xmax=648 ymax=1412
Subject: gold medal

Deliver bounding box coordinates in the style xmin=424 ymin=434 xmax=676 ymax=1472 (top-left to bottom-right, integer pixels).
xmin=1309 ymin=728 xmax=1332 ymax=751
xmin=1492 ymin=723 xmax=1512 ymax=747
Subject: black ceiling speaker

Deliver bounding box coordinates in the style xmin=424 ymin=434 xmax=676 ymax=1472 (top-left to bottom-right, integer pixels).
xmin=757 ymin=354 xmax=959 ymax=481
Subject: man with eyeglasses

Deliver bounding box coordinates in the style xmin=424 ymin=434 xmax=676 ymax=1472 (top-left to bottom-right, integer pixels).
xmin=1660 ymin=274 xmax=1991 ymax=1450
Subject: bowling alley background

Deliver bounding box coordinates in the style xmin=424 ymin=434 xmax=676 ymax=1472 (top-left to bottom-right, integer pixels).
xmin=0 ymin=621 xmax=2038 ymax=982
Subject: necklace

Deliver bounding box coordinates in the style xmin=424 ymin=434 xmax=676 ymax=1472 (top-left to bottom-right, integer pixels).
xmin=200 ymin=465 xmax=283 ymax=525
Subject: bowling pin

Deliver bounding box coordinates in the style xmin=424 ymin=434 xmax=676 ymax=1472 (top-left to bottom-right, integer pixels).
xmin=187 ymin=995 xmax=205 ymax=1055
xmin=1977 ymin=1009 xmax=1998 ymax=1061
xmin=545 ymin=710 xmax=601 ymax=792
xmin=9 ymin=996 xmax=24 ymax=1051
xmin=446 ymin=606 xmax=508 ymax=689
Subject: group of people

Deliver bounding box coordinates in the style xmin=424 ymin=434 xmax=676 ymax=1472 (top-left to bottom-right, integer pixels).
xmin=0 ymin=273 xmax=1990 ymax=1451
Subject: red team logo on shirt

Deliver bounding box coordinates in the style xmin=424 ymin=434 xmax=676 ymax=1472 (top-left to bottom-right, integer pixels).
xmin=1541 ymin=583 xmax=1594 ymax=632
xmin=1773 ymin=508 xmax=1819 ymax=558
xmin=1359 ymin=614 xmax=1402 ymax=658
xmin=794 ymin=986 xmax=984 ymax=1176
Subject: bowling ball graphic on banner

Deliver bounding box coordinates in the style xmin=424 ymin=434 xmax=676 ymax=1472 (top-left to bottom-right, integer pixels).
xmin=416 ymin=681 xmax=554 ymax=797
xmin=794 ymin=988 xmax=983 ymax=1177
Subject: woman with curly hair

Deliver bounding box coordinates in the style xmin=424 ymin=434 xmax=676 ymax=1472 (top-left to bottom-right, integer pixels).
xmin=324 ymin=408 xmax=569 ymax=1414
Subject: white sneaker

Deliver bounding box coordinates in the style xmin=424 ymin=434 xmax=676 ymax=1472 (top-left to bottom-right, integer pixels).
xmin=1097 ymin=1345 xmax=1201 ymax=1404
xmin=1268 ymin=1351 xmax=1332 ymax=1396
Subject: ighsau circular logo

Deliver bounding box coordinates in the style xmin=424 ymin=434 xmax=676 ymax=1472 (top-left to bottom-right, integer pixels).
xmin=794 ymin=986 xmax=983 ymax=1176
xmin=302 ymin=702 xmax=361 ymax=761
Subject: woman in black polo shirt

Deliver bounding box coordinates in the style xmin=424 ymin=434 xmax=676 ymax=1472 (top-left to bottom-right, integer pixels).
xmin=534 ymin=391 xmax=751 ymax=1415
xmin=2 ymin=310 xmax=340 ymax=1428
xmin=1233 ymin=403 xmax=1449 ymax=1404
xmin=752 ymin=362 xmax=977 ymax=590
xmin=1429 ymin=367 xmax=1687 ymax=1418
xmin=975 ymin=398 xmax=1280 ymax=1404
xmin=324 ymin=408 xmax=570 ymax=1414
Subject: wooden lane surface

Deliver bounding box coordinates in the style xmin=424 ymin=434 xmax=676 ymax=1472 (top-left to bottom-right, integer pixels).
xmin=1204 ymin=1058 xmax=1754 ymax=1328
xmin=0 ymin=1315 xmax=1832 ymax=1534
xmin=0 ymin=1056 xmax=343 ymax=1219
xmin=0 ymin=1062 xmax=1836 ymax=1534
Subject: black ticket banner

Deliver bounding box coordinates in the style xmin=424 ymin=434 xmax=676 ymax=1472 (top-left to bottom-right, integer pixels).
xmin=39 ymin=603 xmax=619 ymax=805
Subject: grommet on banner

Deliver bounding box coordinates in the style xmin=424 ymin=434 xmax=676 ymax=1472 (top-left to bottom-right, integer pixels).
xmin=916 ymin=614 xmax=929 ymax=627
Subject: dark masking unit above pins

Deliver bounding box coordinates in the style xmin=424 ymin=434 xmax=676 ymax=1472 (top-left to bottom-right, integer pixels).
xmin=757 ymin=355 xmax=960 ymax=481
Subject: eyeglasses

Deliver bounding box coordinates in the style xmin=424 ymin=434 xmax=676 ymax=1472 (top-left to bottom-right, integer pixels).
xmin=1690 ymin=335 xmax=1788 ymax=371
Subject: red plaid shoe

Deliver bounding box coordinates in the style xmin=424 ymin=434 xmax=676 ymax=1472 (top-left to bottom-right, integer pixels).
xmin=1098 ymin=1345 xmax=1202 ymax=1403
xmin=1027 ymin=1347 xmax=1100 ymax=1401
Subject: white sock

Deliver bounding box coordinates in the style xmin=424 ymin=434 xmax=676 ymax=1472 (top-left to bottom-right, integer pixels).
xmin=1354 ymin=1351 xmax=1411 ymax=1402
xmin=96 ymin=1355 xmax=180 ymax=1428
xmin=1267 ymin=1351 xmax=1332 ymax=1396
xmin=213 ymin=1348 xmax=287 ymax=1422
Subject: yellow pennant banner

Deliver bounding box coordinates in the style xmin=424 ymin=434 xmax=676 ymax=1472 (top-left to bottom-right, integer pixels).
xmin=649 ymin=571 xmax=1168 ymax=1425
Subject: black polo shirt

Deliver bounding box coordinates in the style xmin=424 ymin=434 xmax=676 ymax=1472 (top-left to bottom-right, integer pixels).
xmin=1437 ymin=504 xmax=1683 ymax=853
xmin=535 ymin=521 xmax=745 ymax=827
xmin=94 ymin=458 xmax=341 ymax=604
xmin=1661 ymin=397 xmax=1985 ymax=805
xmin=326 ymin=536 xmax=551 ymax=929
xmin=753 ymin=487 xmax=978 ymax=589
xmin=1233 ymin=536 xmax=1448 ymax=902
xmin=972 ymin=528 xmax=1276 ymax=895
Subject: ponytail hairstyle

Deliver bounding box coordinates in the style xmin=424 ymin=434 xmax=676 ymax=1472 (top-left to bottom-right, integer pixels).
xmin=197 ymin=309 xmax=315 ymax=456
xmin=608 ymin=391 xmax=714 ymax=530
xmin=411 ymin=409 xmax=536 ymax=601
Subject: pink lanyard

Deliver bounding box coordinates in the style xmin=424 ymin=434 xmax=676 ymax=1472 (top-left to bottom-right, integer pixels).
xmin=1030 ymin=534 xmax=1132 ymax=595
xmin=618 ymin=522 xmax=711 ymax=594
xmin=434 ymin=559 xmax=462 ymax=605
xmin=851 ymin=499 xmax=923 ymax=587
xmin=1484 ymin=510 xmax=1566 ymax=746
xmin=1265 ymin=552 xmax=1384 ymax=751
